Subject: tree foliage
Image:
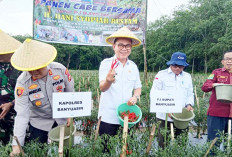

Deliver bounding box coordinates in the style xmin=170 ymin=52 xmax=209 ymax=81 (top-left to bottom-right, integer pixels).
xmin=14 ymin=0 xmax=232 ymax=72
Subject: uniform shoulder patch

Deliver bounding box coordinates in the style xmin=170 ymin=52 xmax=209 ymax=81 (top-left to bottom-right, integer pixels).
xmin=16 ymin=87 xmax=24 ymax=97
xmin=208 ymin=74 xmax=214 ymax=79
xmin=65 ymin=69 xmax=72 ymax=82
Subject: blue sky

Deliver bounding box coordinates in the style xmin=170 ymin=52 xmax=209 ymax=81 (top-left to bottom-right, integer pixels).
xmin=0 ymin=0 xmax=189 ymax=35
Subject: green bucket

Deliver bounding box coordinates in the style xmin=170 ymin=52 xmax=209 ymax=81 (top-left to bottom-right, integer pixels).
xmin=215 ymin=84 xmax=232 ymax=103
xmin=116 ymin=103 xmax=142 ymax=128
xmin=48 ymin=124 xmax=76 ymax=147
xmin=171 ymin=108 xmax=195 ymax=129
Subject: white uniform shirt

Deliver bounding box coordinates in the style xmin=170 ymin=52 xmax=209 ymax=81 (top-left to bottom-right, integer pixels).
xmin=150 ymin=67 xmax=194 ymax=121
xmin=98 ymin=56 xmax=142 ymax=124
xmin=13 ymin=62 xmax=74 ymax=146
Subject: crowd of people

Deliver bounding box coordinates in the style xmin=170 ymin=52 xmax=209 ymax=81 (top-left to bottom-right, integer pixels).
xmin=0 ymin=26 xmax=232 ymax=156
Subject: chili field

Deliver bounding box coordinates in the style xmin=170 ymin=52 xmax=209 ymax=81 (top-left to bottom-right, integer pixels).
xmin=1 ymin=71 xmax=231 ymax=157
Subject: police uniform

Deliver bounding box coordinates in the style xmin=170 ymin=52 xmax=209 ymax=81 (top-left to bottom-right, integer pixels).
xmin=12 ymin=62 xmax=74 ymax=146
xmin=0 ymin=62 xmax=21 ymax=145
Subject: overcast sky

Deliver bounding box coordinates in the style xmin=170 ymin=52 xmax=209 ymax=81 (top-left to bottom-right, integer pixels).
xmin=0 ymin=0 xmax=189 ymax=35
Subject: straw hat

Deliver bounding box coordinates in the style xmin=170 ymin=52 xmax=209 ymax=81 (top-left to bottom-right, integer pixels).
xmin=105 ymin=26 xmax=141 ymax=47
xmin=11 ymin=39 xmax=57 ymax=71
xmin=0 ymin=29 xmax=21 ymax=55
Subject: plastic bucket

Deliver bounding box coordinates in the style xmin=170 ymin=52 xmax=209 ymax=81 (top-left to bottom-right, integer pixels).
xmin=116 ymin=103 xmax=142 ymax=128
xmin=215 ymin=84 xmax=232 ymax=103
xmin=48 ymin=124 xmax=76 ymax=147
xmin=171 ymin=108 xmax=195 ymax=129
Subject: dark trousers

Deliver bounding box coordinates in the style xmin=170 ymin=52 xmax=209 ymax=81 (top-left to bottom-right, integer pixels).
xmin=207 ymin=115 xmax=232 ymax=147
xmin=27 ymin=122 xmax=58 ymax=144
xmin=157 ymin=118 xmax=189 ymax=148
xmin=99 ymin=121 xmax=121 ymax=153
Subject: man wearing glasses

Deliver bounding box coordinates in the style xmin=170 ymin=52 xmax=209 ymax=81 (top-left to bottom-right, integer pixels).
xmin=202 ymin=50 xmax=232 ymax=150
xmin=150 ymin=52 xmax=194 ymax=148
xmin=98 ymin=27 xmax=142 ymax=152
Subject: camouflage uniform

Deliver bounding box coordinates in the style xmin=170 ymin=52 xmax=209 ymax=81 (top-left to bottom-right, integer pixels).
xmin=0 ymin=62 xmax=21 ymax=145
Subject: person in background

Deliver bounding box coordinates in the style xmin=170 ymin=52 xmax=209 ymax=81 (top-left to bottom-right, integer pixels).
xmin=0 ymin=30 xmax=21 ymax=145
xmin=150 ymin=52 xmax=194 ymax=148
xmin=202 ymin=50 xmax=232 ymax=149
xmin=10 ymin=39 xmax=74 ymax=156
xmin=98 ymin=26 xmax=142 ymax=152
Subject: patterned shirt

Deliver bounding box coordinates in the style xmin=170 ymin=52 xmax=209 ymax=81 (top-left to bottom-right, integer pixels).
xmin=0 ymin=62 xmax=21 ymax=102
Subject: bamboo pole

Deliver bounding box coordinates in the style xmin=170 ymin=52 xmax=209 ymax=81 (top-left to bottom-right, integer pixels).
xmin=170 ymin=123 xmax=174 ymax=141
xmin=143 ymin=0 xmax=148 ymax=85
xmin=121 ymin=116 xmax=128 ymax=157
xmin=204 ymin=137 xmax=218 ymax=157
xmin=146 ymin=124 xmax=156 ymax=154
xmin=68 ymin=118 xmax=74 ymax=157
xmin=13 ymin=136 xmax=25 ymax=157
xmin=97 ymin=88 xmax=100 ymax=104
xmin=94 ymin=116 xmax=101 ymax=141
xmin=164 ymin=113 xmax=168 ymax=148
xmin=228 ymin=119 xmax=231 ymax=149
xmin=194 ymin=85 xmax=201 ymax=139
xmin=58 ymin=126 xmax=65 ymax=157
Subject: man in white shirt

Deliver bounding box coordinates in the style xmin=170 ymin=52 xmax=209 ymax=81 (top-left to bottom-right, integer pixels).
xmin=98 ymin=27 xmax=142 ymax=152
xmin=150 ymin=52 xmax=194 ymax=148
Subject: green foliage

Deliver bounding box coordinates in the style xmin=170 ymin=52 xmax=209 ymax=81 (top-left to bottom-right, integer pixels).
xmin=146 ymin=0 xmax=232 ymax=73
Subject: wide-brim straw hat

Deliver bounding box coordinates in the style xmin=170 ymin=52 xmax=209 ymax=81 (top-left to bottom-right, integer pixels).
xmin=11 ymin=39 xmax=57 ymax=71
xmin=0 ymin=29 xmax=21 ymax=55
xmin=105 ymin=26 xmax=141 ymax=47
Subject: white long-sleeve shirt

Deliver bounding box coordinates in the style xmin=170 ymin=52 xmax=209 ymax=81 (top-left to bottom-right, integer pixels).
xmin=150 ymin=67 xmax=194 ymax=121
xmin=98 ymin=56 xmax=142 ymax=124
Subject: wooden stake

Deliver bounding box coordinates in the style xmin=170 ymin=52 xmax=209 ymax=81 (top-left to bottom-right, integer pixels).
xmin=164 ymin=113 xmax=168 ymax=148
xmin=13 ymin=136 xmax=25 ymax=157
xmin=97 ymin=88 xmax=100 ymax=104
xmin=146 ymin=124 xmax=156 ymax=154
xmin=204 ymin=137 xmax=218 ymax=157
xmin=170 ymin=123 xmax=174 ymax=141
xmin=69 ymin=118 xmax=74 ymax=157
xmin=58 ymin=126 xmax=65 ymax=157
xmin=122 ymin=116 xmax=128 ymax=157
xmin=228 ymin=119 xmax=231 ymax=149
xmin=94 ymin=116 xmax=101 ymax=141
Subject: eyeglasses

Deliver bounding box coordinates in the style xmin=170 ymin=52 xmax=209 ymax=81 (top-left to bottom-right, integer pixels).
xmin=223 ymin=58 xmax=232 ymax=61
xmin=117 ymin=43 xmax=132 ymax=50
xmin=171 ymin=64 xmax=185 ymax=69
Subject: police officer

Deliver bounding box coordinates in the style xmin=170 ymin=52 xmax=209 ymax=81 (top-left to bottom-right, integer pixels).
xmin=10 ymin=39 xmax=74 ymax=155
xmin=0 ymin=30 xmax=21 ymax=145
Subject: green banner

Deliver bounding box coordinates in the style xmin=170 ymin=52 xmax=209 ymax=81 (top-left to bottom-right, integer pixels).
xmin=33 ymin=0 xmax=146 ymax=46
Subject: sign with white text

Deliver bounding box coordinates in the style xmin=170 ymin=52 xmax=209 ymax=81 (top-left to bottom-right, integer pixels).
xmin=150 ymin=90 xmax=183 ymax=113
xmin=53 ymin=92 xmax=91 ymax=118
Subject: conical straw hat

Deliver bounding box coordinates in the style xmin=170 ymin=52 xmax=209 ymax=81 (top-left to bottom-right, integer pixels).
xmin=11 ymin=39 xmax=57 ymax=71
xmin=0 ymin=29 xmax=21 ymax=55
xmin=106 ymin=26 xmax=141 ymax=47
